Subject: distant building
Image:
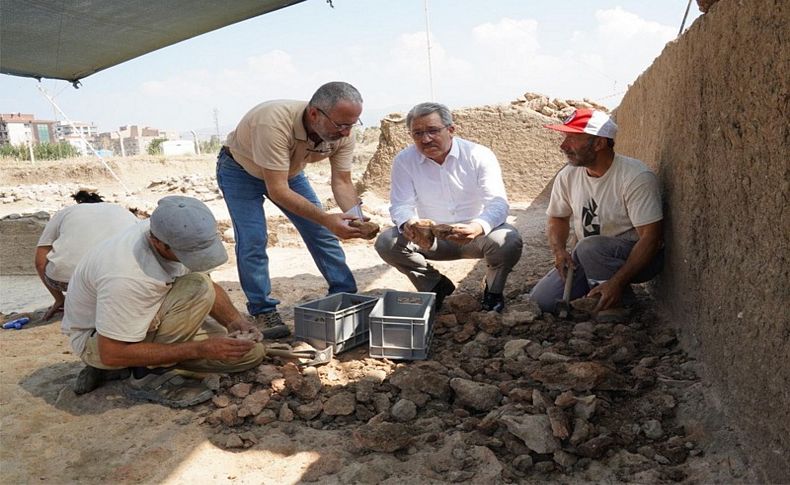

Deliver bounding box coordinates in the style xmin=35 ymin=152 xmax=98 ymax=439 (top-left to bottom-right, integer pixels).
xmin=56 ymin=120 xmax=97 ymax=139
xmin=0 ymin=113 xmax=58 ymax=145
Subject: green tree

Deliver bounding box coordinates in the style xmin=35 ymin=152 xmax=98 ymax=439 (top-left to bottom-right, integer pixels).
xmin=147 ymin=138 xmax=166 ymax=155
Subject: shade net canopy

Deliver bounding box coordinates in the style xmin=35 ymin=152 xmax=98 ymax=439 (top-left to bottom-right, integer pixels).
xmin=0 ymin=0 xmax=305 ymax=83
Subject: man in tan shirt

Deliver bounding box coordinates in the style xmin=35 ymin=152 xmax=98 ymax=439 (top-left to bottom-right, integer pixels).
xmin=217 ymin=82 xmax=366 ymax=334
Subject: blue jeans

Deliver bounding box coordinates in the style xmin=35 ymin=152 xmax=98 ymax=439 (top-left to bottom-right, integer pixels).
xmin=529 ymin=235 xmax=664 ymax=312
xmin=216 ymin=150 xmax=357 ymax=315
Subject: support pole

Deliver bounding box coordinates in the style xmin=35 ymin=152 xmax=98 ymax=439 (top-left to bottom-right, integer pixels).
xmin=36 ymin=83 xmax=131 ymax=193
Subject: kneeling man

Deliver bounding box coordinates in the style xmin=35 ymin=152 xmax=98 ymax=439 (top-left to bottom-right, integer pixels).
xmin=62 ymin=196 xmax=266 ymax=407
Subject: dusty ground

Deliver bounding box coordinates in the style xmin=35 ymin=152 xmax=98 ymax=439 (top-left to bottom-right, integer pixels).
xmin=0 ymin=155 xmax=757 ymax=483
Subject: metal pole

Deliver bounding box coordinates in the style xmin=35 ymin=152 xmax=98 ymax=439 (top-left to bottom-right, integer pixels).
xmin=190 ymin=130 xmax=201 ymax=155
xmin=678 ymin=0 xmax=692 ymax=36
xmin=36 ymin=83 xmax=131 ymax=193
xmin=424 ymin=0 xmax=435 ymax=101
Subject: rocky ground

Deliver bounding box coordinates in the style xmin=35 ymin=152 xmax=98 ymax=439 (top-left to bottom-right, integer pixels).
xmin=0 ymin=153 xmax=757 ymax=483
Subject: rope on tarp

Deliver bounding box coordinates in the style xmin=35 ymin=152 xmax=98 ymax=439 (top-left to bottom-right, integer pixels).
xmin=36 ymin=82 xmax=132 ymax=194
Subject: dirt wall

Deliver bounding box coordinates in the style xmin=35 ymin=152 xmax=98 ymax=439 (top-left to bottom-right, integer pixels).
xmin=614 ymin=0 xmax=789 ymax=481
xmin=362 ymin=106 xmax=565 ymax=203
xmin=1 ymin=213 xmax=49 ymax=275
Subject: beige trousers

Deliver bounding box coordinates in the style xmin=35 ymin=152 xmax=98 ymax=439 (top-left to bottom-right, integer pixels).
xmin=81 ymin=273 xmax=265 ymax=373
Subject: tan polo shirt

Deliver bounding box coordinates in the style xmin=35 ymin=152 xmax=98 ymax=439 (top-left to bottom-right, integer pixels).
xmin=225 ymin=100 xmax=355 ymax=179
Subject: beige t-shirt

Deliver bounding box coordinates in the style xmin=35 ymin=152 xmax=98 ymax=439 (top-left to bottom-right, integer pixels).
xmin=225 ymin=100 xmax=355 ymax=179
xmin=62 ymin=220 xmax=189 ymax=355
xmin=547 ymin=153 xmax=663 ymax=242
xmin=37 ymin=202 xmax=139 ymax=283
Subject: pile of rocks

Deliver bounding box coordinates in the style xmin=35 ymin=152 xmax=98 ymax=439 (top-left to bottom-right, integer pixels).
xmin=197 ymin=288 xmax=700 ymax=482
xmin=511 ymin=92 xmax=611 ymax=120
xmin=146 ymin=175 xmax=222 ymax=202
xmin=0 ymin=183 xmax=91 ymax=205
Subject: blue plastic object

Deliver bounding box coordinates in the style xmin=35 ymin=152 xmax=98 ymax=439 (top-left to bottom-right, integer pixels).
xmin=2 ymin=317 xmax=30 ymax=330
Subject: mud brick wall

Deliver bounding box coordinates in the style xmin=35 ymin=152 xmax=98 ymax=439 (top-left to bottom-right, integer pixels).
xmin=1 ymin=212 xmax=49 ymax=275
xmin=614 ymin=0 xmax=789 ymax=481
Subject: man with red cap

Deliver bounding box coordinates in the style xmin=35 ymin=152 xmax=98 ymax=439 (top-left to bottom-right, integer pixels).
xmin=530 ymin=109 xmax=664 ymax=316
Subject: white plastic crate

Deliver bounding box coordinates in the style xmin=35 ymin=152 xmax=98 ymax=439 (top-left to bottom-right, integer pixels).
xmin=294 ymin=293 xmax=378 ymax=353
xmin=368 ymin=291 xmax=435 ymax=360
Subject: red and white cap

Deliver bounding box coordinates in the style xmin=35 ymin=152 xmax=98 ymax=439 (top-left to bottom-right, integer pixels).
xmin=544 ymin=109 xmax=617 ymax=139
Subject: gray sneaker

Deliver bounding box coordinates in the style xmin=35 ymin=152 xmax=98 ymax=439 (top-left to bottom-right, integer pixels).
xmin=252 ymin=312 xmax=291 ymax=339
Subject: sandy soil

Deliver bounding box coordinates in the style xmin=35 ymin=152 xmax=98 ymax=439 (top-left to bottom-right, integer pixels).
xmin=0 ymin=155 xmax=756 ymax=484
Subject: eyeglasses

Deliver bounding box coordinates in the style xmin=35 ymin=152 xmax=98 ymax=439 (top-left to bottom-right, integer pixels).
xmin=316 ymin=107 xmax=363 ymax=131
xmin=410 ymin=126 xmax=449 ymax=139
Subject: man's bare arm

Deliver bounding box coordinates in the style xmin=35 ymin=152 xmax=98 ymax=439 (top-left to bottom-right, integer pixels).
xmin=547 ymin=216 xmax=573 ymax=279
xmin=262 ymin=168 xmax=362 ymax=239
xmin=34 ymin=246 xmax=64 ymax=318
xmin=97 ymin=334 xmax=254 ymax=368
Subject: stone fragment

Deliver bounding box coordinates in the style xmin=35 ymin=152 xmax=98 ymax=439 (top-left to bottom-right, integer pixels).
xmin=278 ymin=402 xmax=294 ymax=422
xmin=338 ymin=462 xmax=389 ymax=484
xmin=372 ymin=393 xmax=391 ymax=414
xmin=450 ymin=378 xmax=502 ymax=411
xmin=254 ymin=409 xmax=277 ymax=425
xmin=570 ymin=418 xmax=592 ymax=446
xmin=301 ymin=453 xmax=344 ymax=482
xmin=577 ymin=435 xmax=614 ymax=458
xmin=229 ymin=382 xmax=252 ymax=398
xmin=212 ymin=394 xmax=231 ymax=408
xmin=444 ymin=293 xmax=481 ymax=313
xmin=513 ymin=454 xmax=534 ymax=472
xmin=390 ymin=366 xmax=450 ymax=400
xmin=210 ymin=404 xmax=242 ymax=427
xmin=553 ymin=450 xmax=578 ymax=468
xmin=324 ymin=392 xmax=356 ymax=416
xmin=642 ymin=419 xmax=664 ymax=439
xmin=296 ymin=400 xmax=324 ymax=420
xmin=502 ymin=300 xmax=541 ymax=327
xmin=391 ymin=399 xmax=417 ymax=422
xmin=554 ymin=390 xmax=576 ymax=408
xmin=436 ymin=313 xmax=459 ymax=327
xmin=571 ymin=298 xmax=599 ymax=314
xmin=574 ymin=395 xmax=598 ymax=419
xmin=462 ymin=340 xmax=489 ymax=358
xmin=352 ymin=422 xmax=412 ymax=452
xmin=532 ymin=389 xmax=552 ymax=411
xmin=547 ymin=406 xmax=571 ymax=439
xmin=525 ymin=342 xmax=544 ymax=360
xmin=364 ymin=369 xmax=388 ymax=384
xmin=500 ymin=414 xmax=561 ymax=454
xmin=270 ymin=378 xmax=287 ymax=394
xmin=539 ymin=351 xmax=572 ymax=363
xmin=531 ymin=361 xmax=611 ymax=391
xmin=224 ymin=434 xmax=244 ymax=448
xmin=472 ymin=311 xmax=502 ymax=335
xmin=503 ymin=339 xmax=531 ymax=359
xmin=534 ymin=461 xmax=555 ymax=473
xmin=453 ymin=323 xmax=476 ymax=343
xmin=255 ymin=364 xmax=283 ymax=386
xmin=238 ymin=390 xmax=271 ymax=417
xmin=355 ymin=379 xmax=375 ymax=403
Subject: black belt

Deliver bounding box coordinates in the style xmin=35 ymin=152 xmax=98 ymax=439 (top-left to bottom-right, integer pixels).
xmin=221 ymin=146 xmax=235 ymax=160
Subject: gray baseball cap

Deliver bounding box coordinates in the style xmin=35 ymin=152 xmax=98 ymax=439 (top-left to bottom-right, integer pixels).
xmin=150 ymin=196 xmax=227 ymax=272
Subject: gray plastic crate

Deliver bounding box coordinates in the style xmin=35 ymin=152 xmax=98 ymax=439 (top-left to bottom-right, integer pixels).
xmin=369 ymin=291 xmax=436 ymax=360
xmin=294 ymin=293 xmax=379 ymax=353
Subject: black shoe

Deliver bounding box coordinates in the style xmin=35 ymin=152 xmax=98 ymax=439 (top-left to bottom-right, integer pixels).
xmin=481 ymin=285 xmax=505 ymax=313
xmin=74 ymin=365 xmax=131 ymax=395
xmin=430 ymin=275 xmax=456 ymax=312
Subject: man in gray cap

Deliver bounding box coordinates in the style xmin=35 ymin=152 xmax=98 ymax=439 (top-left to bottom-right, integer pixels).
xmin=62 ymin=195 xmax=265 ymax=407
xmin=529 ymin=109 xmax=664 ymax=316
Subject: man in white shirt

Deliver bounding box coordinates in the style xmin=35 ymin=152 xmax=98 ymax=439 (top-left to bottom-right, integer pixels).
xmin=375 ymin=102 xmax=523 ymax=312
xmin=529 ymin=109 xmax=664 ymax=315
xmin=35 ymin=190 xmax=138 ymax=320
xmin=62 ymin=196 xmax=266 ymax=407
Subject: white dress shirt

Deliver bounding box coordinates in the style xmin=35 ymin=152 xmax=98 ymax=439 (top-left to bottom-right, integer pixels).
xmin=389 ymin=137 xmax=509 ymax=235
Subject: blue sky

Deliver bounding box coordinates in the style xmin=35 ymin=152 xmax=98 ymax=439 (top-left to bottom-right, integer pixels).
xmin=0 ymin=0 xmax=701 ymax=137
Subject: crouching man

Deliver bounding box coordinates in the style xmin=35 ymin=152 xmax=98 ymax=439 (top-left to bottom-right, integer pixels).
xmin=62 ymin=196 xmax=266 ymax=407
xmin=530 ymin=109 xmax=664 ymax=315
xmin=375 ymin=102 xmax=523 ymax=312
